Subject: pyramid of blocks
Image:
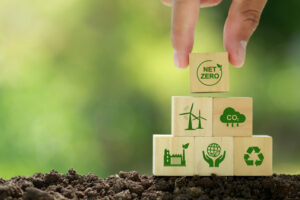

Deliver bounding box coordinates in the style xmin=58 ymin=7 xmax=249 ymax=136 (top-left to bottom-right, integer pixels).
xmin=153 ymin=52 xmax=273 ymax=176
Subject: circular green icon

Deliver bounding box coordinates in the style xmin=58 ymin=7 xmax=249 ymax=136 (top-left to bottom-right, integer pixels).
xmin=244 ymin=146 xmax=264 ymax=166
xmin=196 ymin=60 xmax=223 ymax=86
xmin=207 ymin=143 xmax=221 ymax=157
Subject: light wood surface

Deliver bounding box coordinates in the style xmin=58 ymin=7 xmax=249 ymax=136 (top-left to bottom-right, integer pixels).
xmin=195 ymin=137 xmax=234 ymax=176
xmin=153 ymin=135 xmax=195 ymax=176
xmin=189 ymin=52 xmax=229 ymax=93
xmin=234 ymin=135 xmax=272 ymax=176
xmin=213 ymin=97 xmax=253 ymax=137
xmin=172 ymin=96 xmax=213 ymax=137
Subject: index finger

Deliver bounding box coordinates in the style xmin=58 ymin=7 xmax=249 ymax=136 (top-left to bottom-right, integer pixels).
xmin=172 ymin=0 xmax=200 ymax=69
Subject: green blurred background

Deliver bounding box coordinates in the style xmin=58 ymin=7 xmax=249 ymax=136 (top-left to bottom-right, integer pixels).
xmin=0 ymin=0 xmax=299 ymax=178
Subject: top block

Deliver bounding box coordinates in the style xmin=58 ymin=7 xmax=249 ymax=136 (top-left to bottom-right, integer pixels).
xmin=189 ymin=52 xmax=229 ymax=93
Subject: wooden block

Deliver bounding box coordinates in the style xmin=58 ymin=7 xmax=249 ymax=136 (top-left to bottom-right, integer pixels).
xmin=234 ymin=135 xmax=272 ymax=176
xmin=153 ymin=135 xmax=195 ymax=176
xmin=212 ymin=97 xmax=253 ymax=137
xmin=189 ymin=52 xmax=229 ymax=93
xmin=172 ymin=96 xmax=213 ymax=137
xmin=195 ymin=137 xmax=234 ymax=176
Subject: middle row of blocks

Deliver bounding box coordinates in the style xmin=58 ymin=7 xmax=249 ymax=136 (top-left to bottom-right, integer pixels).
xmin=172 ymin=96 xmax=253 ymax=137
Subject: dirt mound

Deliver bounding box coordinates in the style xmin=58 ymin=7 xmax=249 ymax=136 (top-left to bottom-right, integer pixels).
xmin=0 ymin=169 xmax=299 ymax=199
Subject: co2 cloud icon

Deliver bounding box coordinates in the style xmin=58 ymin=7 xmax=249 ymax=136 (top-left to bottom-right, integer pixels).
xmin=220 ymin=107 xmax=246 ymax=127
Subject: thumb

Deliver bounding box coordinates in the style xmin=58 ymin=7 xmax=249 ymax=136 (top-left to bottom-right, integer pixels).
xmin=224 ymin=0 xmax=267 ymax=67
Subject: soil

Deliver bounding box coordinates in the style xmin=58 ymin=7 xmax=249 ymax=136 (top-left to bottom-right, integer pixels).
xmin=0 ymin=169 xmax=299 ymax=200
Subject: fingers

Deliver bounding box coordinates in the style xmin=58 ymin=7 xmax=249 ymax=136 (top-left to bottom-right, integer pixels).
xmin=224 ymin=0 xmax=267 ymax=67
xmin=161 ymin=0 xmax=172 ymax=7
xmin=161 ymin=0 xmax=222 ymax=8
xmin=161 ymin=0 xmax=223 ymax=69
xmin=172 ymin=0 xmax=200 ymax=69
xmin=200 ymin=0 xmax=222 ymax=8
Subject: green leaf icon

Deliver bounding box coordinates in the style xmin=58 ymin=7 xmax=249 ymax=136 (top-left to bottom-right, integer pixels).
xmin=182 ymin=143 xmax=189 ymax=149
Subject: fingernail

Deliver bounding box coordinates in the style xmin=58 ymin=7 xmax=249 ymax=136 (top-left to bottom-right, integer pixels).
xmin=174 ymin=51 xmax=188 ymax=69
xmin=237 ymin=40 xmax=247 ymax=67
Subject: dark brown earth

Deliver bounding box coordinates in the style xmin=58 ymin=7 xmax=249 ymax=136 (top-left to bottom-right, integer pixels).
xmin=0 ymin=169 xmax=299 ymax=200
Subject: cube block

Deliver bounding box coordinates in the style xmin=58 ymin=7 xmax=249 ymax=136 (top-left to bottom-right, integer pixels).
xmin=195 ymin=137 xmax=234 ymax=176
xmin=234 ymin=135 xmax=272 ymax=176
xmin=213 ymin=97 xmax=253 ymax=137
xmin=153 ymin=135 xmax=195 ymax=176
xmin=172 ymin=96 xmax=213 ymax=137
xmin=189 ymin=52 xmax=229 ymax=93
xmin=154 ymin=94 xmax=272 ymax=177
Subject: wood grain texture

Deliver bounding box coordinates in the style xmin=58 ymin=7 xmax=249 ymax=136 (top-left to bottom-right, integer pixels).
xmin=234 ymin=135 xmax=272 ymax=176
xmin=213 ymin=97 xmax=253 ymax=137
xmin=189 ymin=52 xmax=229 ymax=93
xmin=195 ymin=137 xmax=234 ymax=176
xmin=153 ymin=135 xmax=195 ymax=176
xmin=172 ymin=96 xmax=213 ymax=137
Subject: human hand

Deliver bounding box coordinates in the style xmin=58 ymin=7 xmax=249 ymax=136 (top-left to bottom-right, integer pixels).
xmin=161 ymin=0 xmax=267 ymax=69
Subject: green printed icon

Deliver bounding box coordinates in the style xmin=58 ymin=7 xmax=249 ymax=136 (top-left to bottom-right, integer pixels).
xmin=197 ymin=60 xmax=223 ymax=86
xmin=244 ymin=146 xmax=264 ymax=166
xmin=202 ymin=143 xmax=226 ymax=167
xmin=220 ymin=107 xmax=246 ymax=127
xmin=179 ymin=103 xmax=207 ymax=130
xmin=164 ymin=143 xmax=189 ymax=167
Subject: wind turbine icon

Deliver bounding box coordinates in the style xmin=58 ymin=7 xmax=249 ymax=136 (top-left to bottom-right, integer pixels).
xmin=179 ymin=103 xmax=207 ymax=130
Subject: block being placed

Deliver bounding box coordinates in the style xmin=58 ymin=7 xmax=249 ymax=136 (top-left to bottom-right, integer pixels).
xmin=213 ymin=97 xmax=253 ymax=137
xmin=234 ymin=135 xmax=272 ymax=176
xmin=195 ymin=137 xmax=234 ymax=176
xmin=172 ymin=96 xmax=212 ymax=137
xmin=189 ymin=52 xmax=229 ymax=93
xmin=153 ymin=135 xmax=195 ymax=176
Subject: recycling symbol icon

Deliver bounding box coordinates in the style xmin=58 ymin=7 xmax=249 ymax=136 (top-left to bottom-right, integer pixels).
xmin=244 ymin=146 xmax=264 ymax=166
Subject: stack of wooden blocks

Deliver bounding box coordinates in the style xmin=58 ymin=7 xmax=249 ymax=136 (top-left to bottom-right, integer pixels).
xmin=153 ymin=52 xmax=272 ymax=176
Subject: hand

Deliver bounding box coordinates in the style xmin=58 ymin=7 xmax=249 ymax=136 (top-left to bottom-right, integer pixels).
xmin=202 ymin=151 xmax=213 ymax=167
xmin=161 ymin=0 xmax=267 ymax=68
xmin=215 ymin=151 xmax=226 ymax=167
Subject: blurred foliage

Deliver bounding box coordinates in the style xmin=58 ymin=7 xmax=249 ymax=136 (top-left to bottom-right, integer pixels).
xmin=0 ymin=0 xmax=299 ymax=178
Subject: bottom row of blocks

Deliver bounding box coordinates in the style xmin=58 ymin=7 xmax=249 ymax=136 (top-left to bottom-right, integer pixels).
xmin=153 ymin=135 xmax=272 ymax=176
